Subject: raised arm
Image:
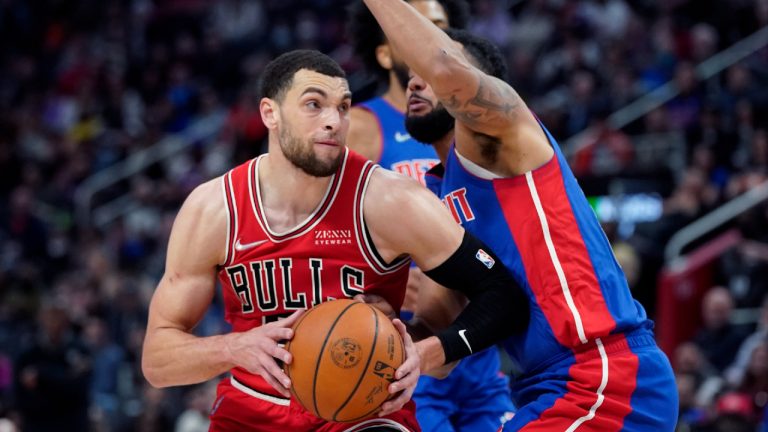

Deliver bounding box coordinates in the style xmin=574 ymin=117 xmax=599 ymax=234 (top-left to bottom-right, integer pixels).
xmin=142 ymin=178 xmax=299 ymax=395
xmin=363 ymin=0 xmax=553 ymax=174
xmin=362 ymin=0 xmax=518 ymax=136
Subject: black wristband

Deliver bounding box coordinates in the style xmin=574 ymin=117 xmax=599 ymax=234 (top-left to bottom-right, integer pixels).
xmin=425 ymin=231 xmax=529 ymax=364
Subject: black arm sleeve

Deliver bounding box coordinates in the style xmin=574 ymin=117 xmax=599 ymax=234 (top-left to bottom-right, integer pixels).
xmin=424 ymin=231 xmax=529 ymax=364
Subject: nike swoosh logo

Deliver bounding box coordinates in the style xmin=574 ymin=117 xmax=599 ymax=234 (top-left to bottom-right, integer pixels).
xmin=458 ymin=329 xmax=473 ymax=354
xmin=394 ymin=132 xmax=411 ymax=142
xmin=234 ymin=238 xmax=269 ymax=251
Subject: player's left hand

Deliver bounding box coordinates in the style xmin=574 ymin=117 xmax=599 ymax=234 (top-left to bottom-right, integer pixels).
xmin=353 ymin=293 xmax=396 ymax=320
xmin=378 ymin=318 xmax=419 ymax=417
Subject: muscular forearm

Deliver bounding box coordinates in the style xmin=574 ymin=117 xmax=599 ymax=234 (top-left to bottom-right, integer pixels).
xmin=142 ymin=328 xmax=236 ymax=388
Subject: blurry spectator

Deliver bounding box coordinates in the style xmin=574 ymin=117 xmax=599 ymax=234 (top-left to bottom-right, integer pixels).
xmin=578 ymin=0 xmax=632 ymax=41
xmin=689 ymin=23 xmax=719 ymax=64
xmin=725 ymin=294 xmax=768 ymax=387
xmin=718 ymin=64 xmax=768 ymax=131
xmin=470 ymin=0 xmax=513 ymax=49
xmin=208 ymin=0 xmax=265 ymax=44
xmin=14 ymin=301 xmax=91 ymax=432
xmin=659 ymin=167 xmax=719 ymax=245
xmin=666 ymin=61 xmax=704 ymax=131
xmin=613 ymin=242 xmax=641 ymax=291
xmin=709 ymin=392 xmax=757 ymax=432
xmin=564 ymin=69 xmax=601 ymax=137
xmin=571 ymin=104 xmax=634 ymax=177
xmin=134 ymin=384 xmax=175 ymax=432
xmin=1 ymin=186 xmax=48 ymax=265
xmin=83 ymin=315 xmax=126 ymax=431
xmin=676 ymin=372 xmax=708 ymax=430
xmin=693 ymin=287 xmax=749 ymax=372
xmin=174 ymin=383 xmax=216 ymax=432
xmin=508 ymin=0 xmax=554 ymax=54
xmin=674 ymin=341 xmax=724 ymax=410
xmin=736 ymin=340 xmax=768 ymax=417
xmin=685 ymin=106 xmax=734 ymax=184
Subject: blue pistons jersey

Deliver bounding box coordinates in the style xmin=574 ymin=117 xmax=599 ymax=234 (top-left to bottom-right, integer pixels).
xmin=425 ymin=124 xmax=677 ymax=431
xmin=357 ymin=97 xmax=438 ymax=185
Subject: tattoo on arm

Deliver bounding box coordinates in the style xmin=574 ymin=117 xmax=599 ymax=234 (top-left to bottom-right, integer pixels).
xmin=442 ymin=75 xmax=520 ymax=131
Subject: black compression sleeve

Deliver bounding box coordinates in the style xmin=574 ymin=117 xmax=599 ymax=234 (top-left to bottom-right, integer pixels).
xmin=424 ymin=231 xmax=529 ymax=364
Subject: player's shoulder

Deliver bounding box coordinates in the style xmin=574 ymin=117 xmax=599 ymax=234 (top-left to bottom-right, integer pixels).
xmin=366 ymin=167 xmax=432 ymax=207
xmin=181 ymin=176 xmax=227 ymax=220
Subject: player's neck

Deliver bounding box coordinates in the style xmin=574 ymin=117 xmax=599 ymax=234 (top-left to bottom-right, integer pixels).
xmin=382 ymin=78 xmax=407 ymax=112
xmin=258 ymin=148 xmax=334 ymax=230
xmin=432 ymin=131 xmax=454 ymax=164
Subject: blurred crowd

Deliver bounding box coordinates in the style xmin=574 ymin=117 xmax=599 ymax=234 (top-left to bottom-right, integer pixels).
xmin=0 ymin=0 xmax=767 ymax=431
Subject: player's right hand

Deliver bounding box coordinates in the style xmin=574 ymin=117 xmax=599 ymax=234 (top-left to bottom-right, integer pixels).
xmin=224 ymin=309 xmax=304 ymax=397
xmin=378 ymin=318 xmax=420 ymax=417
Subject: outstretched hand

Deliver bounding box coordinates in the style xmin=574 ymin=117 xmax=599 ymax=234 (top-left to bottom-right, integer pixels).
xmin=378 ymin=318 xmax=420 ymax=417
xmin=224 ymin=309 xmax=304 ymax=397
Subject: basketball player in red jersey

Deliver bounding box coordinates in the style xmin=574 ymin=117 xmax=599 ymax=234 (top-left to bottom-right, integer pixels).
xmin=142 ymin=50 xmax=529 ymax=432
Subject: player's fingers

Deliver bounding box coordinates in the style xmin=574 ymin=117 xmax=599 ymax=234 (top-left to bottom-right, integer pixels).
xmin=392 ymin=319 xmax=410 ymax=341
xmin=378 ymin=390 xmax=407 ymax=417
xmin=392 ymin=320 xmax=419 ymax=381
xmin=264 ymin=327 xmax=294 ymax=342
xmin=260 ymin=354 xmax=292 ymax=393
xmin=269 ymin=343 xmax=292 ymax=365
xmin=388 ymin=364 xmax=418 ymax=395
xmin=259 ymin=366 xmax=292 ymax=398
xmin=274 ymin=309 xmax=305 ymax=327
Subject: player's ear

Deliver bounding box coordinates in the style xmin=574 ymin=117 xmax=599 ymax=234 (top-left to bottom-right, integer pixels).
xmin=260 ymin=97 xmax=279 ymax=129
xmin=375 ymin=43 xmax=392 ymax=70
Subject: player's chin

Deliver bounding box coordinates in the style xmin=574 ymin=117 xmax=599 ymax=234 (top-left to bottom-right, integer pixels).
xmin=315 ymin=144 xmax=345 ymax=164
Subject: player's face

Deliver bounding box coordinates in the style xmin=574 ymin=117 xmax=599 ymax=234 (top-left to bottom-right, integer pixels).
xmin=277 ymin=70 xmax=352 ymax=177
xmin=405 ymin=71 xmax=455 ymax=143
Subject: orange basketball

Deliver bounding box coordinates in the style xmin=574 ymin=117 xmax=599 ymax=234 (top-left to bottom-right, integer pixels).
xmin=285 ymin=299 xmax=405 ymax=422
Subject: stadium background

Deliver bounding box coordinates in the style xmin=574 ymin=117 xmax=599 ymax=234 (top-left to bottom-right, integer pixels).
xmin=0 ymin=0 xmax=766 ymax=430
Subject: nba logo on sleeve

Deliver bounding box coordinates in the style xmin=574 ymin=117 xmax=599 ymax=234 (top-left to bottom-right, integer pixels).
xmin=475 ymin=249 xmax=495 ymax=269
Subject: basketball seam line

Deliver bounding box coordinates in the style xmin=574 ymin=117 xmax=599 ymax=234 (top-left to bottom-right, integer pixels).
xmin=312 ymin=301 xmax=360 ymax=419
xmin=333 ymin=303 xmax=380 ymax=421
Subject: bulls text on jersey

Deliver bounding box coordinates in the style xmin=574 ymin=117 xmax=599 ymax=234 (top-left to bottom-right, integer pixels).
xmin=224 ymin=257 xmax=366 ymax=316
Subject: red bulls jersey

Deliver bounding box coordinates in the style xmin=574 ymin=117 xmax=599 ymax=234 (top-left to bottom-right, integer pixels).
xmin=217 ymin=148 xmax=410 ymax=395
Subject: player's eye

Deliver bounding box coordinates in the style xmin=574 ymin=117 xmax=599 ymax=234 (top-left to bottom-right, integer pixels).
xmin=339 ymin=103 xmax=350 ymax=113
xmin=306 ymin=100 xmax=320 ymax=109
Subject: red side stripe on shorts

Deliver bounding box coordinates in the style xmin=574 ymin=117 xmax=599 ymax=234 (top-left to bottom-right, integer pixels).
xmin=518 ymin=336 xmax=639 ymax=431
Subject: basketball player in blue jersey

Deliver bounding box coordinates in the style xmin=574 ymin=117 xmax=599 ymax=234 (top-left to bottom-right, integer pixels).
xmin=347 ymin=2 xmax=516 ymax=431
xmin=347 ymin=0 xmax=469 ymax=184
xmin=363 ymin=1 xmax=680 ymax=430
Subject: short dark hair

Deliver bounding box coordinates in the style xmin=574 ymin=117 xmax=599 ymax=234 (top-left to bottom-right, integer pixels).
xmin=443 ymin=28 xmax=508 ymax=82
xmin=347 ymin=0 xmax=470 ymax=82
xmin=259 ymin=50 xmax=346 ymax=101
